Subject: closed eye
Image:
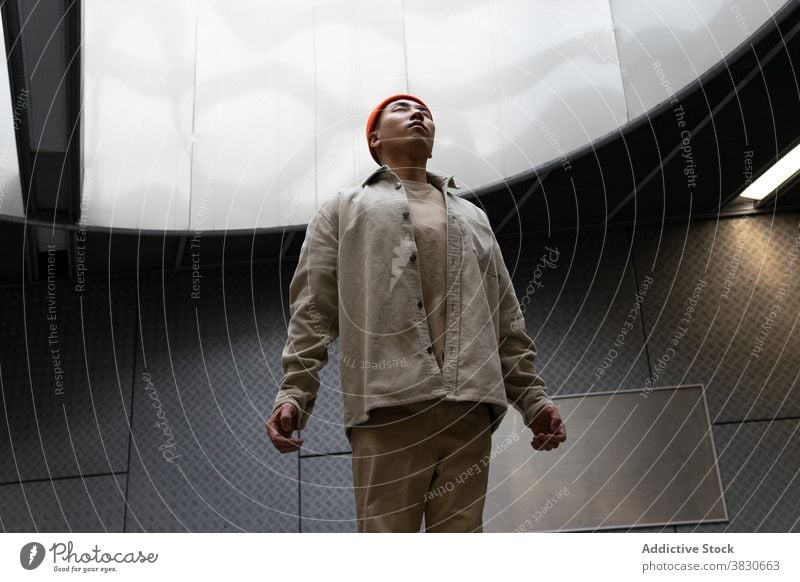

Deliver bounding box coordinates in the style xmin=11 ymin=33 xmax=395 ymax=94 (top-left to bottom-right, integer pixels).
xmin=392 ymin=104 xmax=431 ymax=117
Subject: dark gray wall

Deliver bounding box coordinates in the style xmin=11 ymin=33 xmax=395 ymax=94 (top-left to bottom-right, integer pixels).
xmin=1 ymin=213 xmax=798 ymax=532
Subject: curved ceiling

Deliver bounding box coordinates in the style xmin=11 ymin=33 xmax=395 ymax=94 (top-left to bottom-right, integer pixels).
xmin=73 ymin=0 xmax=789 ymax=231
xmin=0 ymin=0 xmax=798 ymax=284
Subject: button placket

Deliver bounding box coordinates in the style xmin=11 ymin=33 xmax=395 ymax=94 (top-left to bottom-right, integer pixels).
xmin=443 ymin=186 xmax=459 ymax=393
xmin=398 ymin=179 xmax=441 ymax=379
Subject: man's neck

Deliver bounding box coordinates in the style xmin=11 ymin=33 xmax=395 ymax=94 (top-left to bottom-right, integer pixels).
xmin=382 ymin=157 xmax=428 ymax=183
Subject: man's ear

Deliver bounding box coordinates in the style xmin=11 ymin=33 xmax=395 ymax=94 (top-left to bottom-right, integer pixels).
xmin=368 ymin=131 xmax=380 ymax=149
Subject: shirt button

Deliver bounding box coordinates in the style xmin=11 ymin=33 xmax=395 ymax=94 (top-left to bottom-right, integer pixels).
xmin=395 ymin=181 xmax=402 ymax=189
xmin=417 ymin=300 xmax=423 ymax=308
xmin=427 ymin=346 xmax=433 ymax=354
xmin=402 ymin=210 xmax=409 ymax=219
xmin=410 ymin=254 xmax=416 ymax=262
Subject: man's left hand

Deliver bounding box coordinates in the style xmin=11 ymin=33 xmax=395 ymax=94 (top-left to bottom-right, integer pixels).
xmin=529 ymin=404 xmax=566 ymax=451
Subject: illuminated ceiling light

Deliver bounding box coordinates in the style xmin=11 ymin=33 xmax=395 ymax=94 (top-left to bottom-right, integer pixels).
xmin=738 ymin=142 xmax=800 ymax=203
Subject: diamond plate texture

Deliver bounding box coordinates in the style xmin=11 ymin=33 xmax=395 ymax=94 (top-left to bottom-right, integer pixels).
xmin=284 ymin=245 xmax=350 ymax=454
xmin=125 ymin=265 xmax=299 ymax=532
xmin=0 ymin=279 xmax=135 ymax=482
xmin=2 ymin=213 xmax=794 ymax=534
xmin=499 ymin=226 xmax=652 ymax=398
xmin=676 ymin=419 xmax=799 ymax=532
xmin=632 ymin=214 xmax=800 ymax=422
xmin=0 ymin=474 xmax=126 ymax=532
xmin=484 ymin=386 xmax=725 ymax=532
xmin=300 ymin=454 xmax=357 ymax=532
xmin=298 ymin=335 xmax=350 ymax=455
xmin=280 ymin=251 xmax=350 ymax=455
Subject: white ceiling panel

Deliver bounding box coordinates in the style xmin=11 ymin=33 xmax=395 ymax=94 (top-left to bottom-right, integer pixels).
xmin=192 ymin=0 xmax=316 ymax=231
xmin=315 ymin=0 xmax=406 ymax=208
xmin=612 ymin=0 xmax=790 ymax=120
xmin=404 ymin=0 xmax=505 ymax=191
xmin=82 ymin=0 xmax=195 ymax=230
xmin=80 ymin=1 xmax=789 ymax=231
xmin=491 ymin=0 xmax=628 ymax=180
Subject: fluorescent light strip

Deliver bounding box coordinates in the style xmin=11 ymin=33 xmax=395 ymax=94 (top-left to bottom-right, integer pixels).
xmin=739 ymin=142 xmax=800 ymax=200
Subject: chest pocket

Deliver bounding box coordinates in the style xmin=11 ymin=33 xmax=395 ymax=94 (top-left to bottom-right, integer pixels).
xmin=468 ymin=220 xmax=498 ymax=277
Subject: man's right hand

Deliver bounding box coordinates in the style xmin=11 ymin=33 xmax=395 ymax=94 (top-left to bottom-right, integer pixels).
xmin=266 ymin=403 xmax=304 ymax=453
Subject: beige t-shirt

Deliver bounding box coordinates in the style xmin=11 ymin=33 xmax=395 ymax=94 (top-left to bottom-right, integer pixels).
xmin=403 ymin=179 xmax=447 ymax=371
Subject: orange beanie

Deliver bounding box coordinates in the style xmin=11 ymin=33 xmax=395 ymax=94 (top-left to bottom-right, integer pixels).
xmin=365 ymin=93 xmax=431 ymax=164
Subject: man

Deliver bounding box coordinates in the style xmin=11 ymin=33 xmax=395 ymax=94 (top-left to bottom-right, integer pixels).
xmin=266 ymin=94 xmax=566 ymax=532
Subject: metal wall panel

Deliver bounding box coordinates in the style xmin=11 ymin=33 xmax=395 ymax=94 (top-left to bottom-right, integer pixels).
xmin=0 ymin=475 xmax=126 ymax=533
xmin=300 ymin=454 xmax=357 ymax=532
xmin=632 ymin=214 xmax=800 ymax=422
xmin=0 ymin=281 xmax=135 ymax=482
xmin=499 ymin=227 xmax=651 ymax=397
xmin=1 ymin=217 xmax=797 ymax=532
xmin=676 ymin=419 xmax=800 ymax=532
xmin=484 ymin=385 xmax=726 ymax=532
xmin=124 ymin=268 xmax=299 ymax=532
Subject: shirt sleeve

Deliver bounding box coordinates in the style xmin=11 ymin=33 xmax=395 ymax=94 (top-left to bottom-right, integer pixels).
xmin=491 ymin=235 xmax=554 ymax=427
xmin=272 ymin=202 xmax=339 ymax=430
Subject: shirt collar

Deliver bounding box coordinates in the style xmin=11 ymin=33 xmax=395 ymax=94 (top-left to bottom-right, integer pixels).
xmin=361 ymin=164 xmax=461 ymax=191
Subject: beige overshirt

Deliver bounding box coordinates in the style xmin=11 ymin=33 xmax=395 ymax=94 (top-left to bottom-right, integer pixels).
xmin=273 ymin=165 xmax=554 ymax=437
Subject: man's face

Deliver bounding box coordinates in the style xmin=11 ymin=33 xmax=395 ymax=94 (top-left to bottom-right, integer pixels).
xmin=370 ymin=99 xmax=435 ymax=162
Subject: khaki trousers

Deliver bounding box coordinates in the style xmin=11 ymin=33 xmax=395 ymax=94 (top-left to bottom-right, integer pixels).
xmin=347 ymin=397 xmax=493 ymax=533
